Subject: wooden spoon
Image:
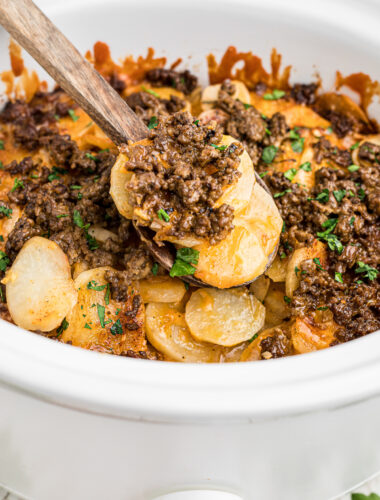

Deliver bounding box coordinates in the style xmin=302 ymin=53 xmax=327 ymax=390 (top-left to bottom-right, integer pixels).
xmin=0 ymin=0 xmax=279 ymax=287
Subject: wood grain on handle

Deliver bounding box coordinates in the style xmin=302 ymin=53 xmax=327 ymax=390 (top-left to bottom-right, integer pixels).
xmin=0 ymin=0 xmax=149 ymax=145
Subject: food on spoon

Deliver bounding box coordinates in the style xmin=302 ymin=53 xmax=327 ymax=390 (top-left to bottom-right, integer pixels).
xmin=3 ymin=237 xmax=77 ymax=331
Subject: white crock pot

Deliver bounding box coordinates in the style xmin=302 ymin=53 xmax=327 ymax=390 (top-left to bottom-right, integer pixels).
xmin=0 ymin=0 xmax=380 ymax=499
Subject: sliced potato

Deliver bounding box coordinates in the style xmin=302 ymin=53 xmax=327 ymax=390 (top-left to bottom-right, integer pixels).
xmin=4 ymin=236 xmax=77 ymax=332
xmin=249 ymin=274 xmax=270 ymax=302
xmin=145 ymin=302 xmax=222 ymax=362
xmin=194 ymin=182 xmax=282 ymax=288
xmin=286 ymin=240 xmax=327 ymax=298
xmin=266 ymin=255 xmax=287 ymax=282
xmin=201 ymin=80 xmax=250 ymax=110
xmin=291 ymin=316 xmax=338 ymax=354
xmin=185 ymin=288 xmax=265 ymax=346
xmin=61 ymin=267 xmax=147 ymax=355
xmin=263 ymin=282 xmax=289 ymax=327
xmin=88 ymin=225 xmax=118 ymax=244
xmin=139 ymin=276 xmax=186 ymax=303
xmin=110 ymin=153 xmax=134 ymax=219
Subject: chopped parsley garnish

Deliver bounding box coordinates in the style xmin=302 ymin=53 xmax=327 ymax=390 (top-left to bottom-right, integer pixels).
xmin=274 ymin=188 xmax=291 ymax=198
xmin=48 ymin=166 xmax=67 ymax=182
xmin=104 ymin=284 xmax=110 ymax=305
xmin=265 ymin=128 xmax=271 ymax=135
xmin=0 ymin=206 xmax=12 ymax=218
xmin=358 ymin=188 xmax=366 ymax=200
xmin=334 ymin=272 xmax=344 ymax=283
xmin=97 ymin=304 xmax=106 ymax=328
xmin=284 ymin=167 xmax=297 ymax=181
xmin=349 ymin=216 xmax=355 ymax=226
xmin=0 ymin=161 xmax=3 ymax=169
xmin=170 ymin=247 xmax=199 ymax=277
xmin=248 ymin=333 xmax=259 ymax=343
xmin=299 ymin=161 xmax=312 ymax=171
xmin=259 ymin=171 xmax=268 ymax=178
xmin=0 ymin=235 xmax=3 ymax=242
xmin=317 ymin=306 xmax=329 ymax=311
xmin=193 ymin=119 xmax=199 ymax=125
xmin=333 ymin=189 xmax=346 ymax=203
xmin=282 ymin=221 xmax=286 ymax=233
xmin=84 ymin=323 xmax=92 ymax=329
xmin=87 ymin=280 xmax=106 ymax=291
xmin=319 ymin=233 xmax=344 ymax=254
xmin=291 ymin=137 xmax=305 ymax=153
xmin=56 ymin=214 xmax=69 ymax=219
xmin=284 ymin=295 xmax=291 ymax=304
xmin=348 ymin=164 xmax=360 ymax=172
xmin=157 ymin=208 xmax=170 ymax=222
xmin=68 ymin=109 xmax=79 ymax=122
xmin=313 ymin=257 xmax=325 ymax=271
xmin=263 ymin=89 xmax=285 ymax=100
xmin=148 ymin=115 xmax=159 ymax=129
xmin=56 ymin=318 xmax=69 ymax=336
xmin=317 ymin=217 xmax=338 ymax=238
xmin=315 ymin=188 xmax=329 ymax=203
xmin=262 ymin=145 xmax=278 ymax=164
xmin=295 ymin=266 xmax=300 ymax=276
xmin=73 ymin=210 xmax=99 ymax=250
xmin=355 ymin=261 xmax=378 ymax=281
xmin=11 ymin=178 xmax=24 ymax=192
xmin=0 ymin=251 xmax=10 ymax=272
xmin=70 ymin=185 xmax=82 ymax=190
xmin=211 ymin=144 xmax=227 ymax=151
xmin=141 ymin=85 xmax=160 ymax=98
xmin=73 ymin=210 xmax=85 ymax=228
xmin=349 ymin=142 xmax=360 ymax=151
xmin=326 ymin=126 xmax=333 ymax=134
xmin=0 ymin=140 xmax=4 ymax=150
xmin=85 ymin=152 xmax=98 ymax=161
xmin=280 ymin=252 xmax=286 ymax=259
xmin=351 ymin=493 xmax=380 ymax=500
xmin=152 ymin=262 xmax=159 ymax=275
xmin=110 ymin=318 xmax=123 ymax=335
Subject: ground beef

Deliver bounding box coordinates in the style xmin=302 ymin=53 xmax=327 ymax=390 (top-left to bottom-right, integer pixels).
xmin=107 ymin=71 xmax=126 ymax=93
xmin=122 ymin=111 xmax=241 ymax=244
xmin=313 ymin=138 xmax=352 ymax=167
xmin=126 ymin=91 xmax=186 ymax=126
xmin=322 ymin=110 xmax=353 ymax=138
xmin=290 ymin=83 xmax=318 ymax=105
xmin=145 ymin=67 xmax=198 ymax=95
xmin=263 ymin=112 xmax=288 ymax=146
xmin=260 ymin=327 xmax=293 ymax=359
xmin=264 ymin=158 xmax=380 ymax=343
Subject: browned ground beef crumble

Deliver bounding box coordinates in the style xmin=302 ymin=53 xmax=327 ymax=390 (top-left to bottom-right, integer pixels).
xmin=0 ymin=63 xmax=379 ymax=360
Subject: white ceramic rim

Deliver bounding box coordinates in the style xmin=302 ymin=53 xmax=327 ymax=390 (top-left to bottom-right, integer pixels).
xmin=0 ymin=0 xmax=380 ymax=424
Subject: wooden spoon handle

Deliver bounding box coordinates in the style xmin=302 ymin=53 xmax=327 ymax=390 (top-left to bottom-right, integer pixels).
xmin=0 ymin=0 xmax=149 ymax=144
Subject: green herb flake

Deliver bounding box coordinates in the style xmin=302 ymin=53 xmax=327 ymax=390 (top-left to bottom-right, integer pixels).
xmin=349 ymin=142 xmax=360 ymax=151
xmin=68 ymin=109 xmax=79 ymax=122
xmin=349 ymin=216 xmax=355 ymax=226
xmin=104 ymin=284 xmax=110 ymax=305
xmin=291 ymin=137 xmax=305 ymax=153
xmin=263 ymin=89 xmax=285 ymax=100
xmin=248 ymin=333 xmax=259 ymax=343
xmin=73 ymin=210 xmax=84 ymax=228
xmin=97 ymin=304 xmax=106 ymax=328
xmin=211 ymin=143 xmax=227 ymax=151
xmin=333 ymin=189 xmax=346 ymax=203
xmin=299 ymin=161 xmax=312 ymax=172
xmin=193 ymin=120 xmax=199 ymax=125
xmin=56 ymin=318 xmax=69 ymax=336
xmin=0 ymin=140 xmax=4 ymax=150
xmin=148 ymin=115 xmax=159 ymax=129
xmin=313 ymin=257 xmax=325 ymax=271
xmin=265 ymin=128 xmax=271 ymax=135
xmin=261 ymin=145 xmax=278 ymax=164
xmin=87 ymin=280 xmax=106 ymax=292
xmin=280 ymin=252 xmax=286 ymax=259
xmin=326 ymin=126 xmax=333 ymax=134
xmin=315 ymin=188 xmax=329 ymax=203
xmin=56 ymin=214 xmax=69 ymax=219
xmin=0 ymin=235 xmax=3 ymax=242
xmin=70 ymin=185 xmax=82 ymax=190
xmin=335 ymin=272 xmax=344 ymax=283
xmin=0 ymin=251 xmax=10 ymax=272
xmin=284 ymin=167 xmax=298 ymax=181
xmin=320 ymin=233 xmax=344 ymax=254
xmin=0 ymin=206 xmax=12 ymax=219
xmin=85 ymin=152 xmax=98 ymax=161
xmin=243 ymin=102 xmax=252 ymax=109
xmin=152 ymin=262 xmax=159 ymax=276
xmin=157 ymin=208 xmax=170 ymax=222
xmin=317 ymin=306 xmax=329 ymax=311
xmin=110 ymin=318 xmax=123 ymax=335
xmin=295 ymin=266 xmax=300 ymax=276
xmin=84 ymin=322 xmax=92 ymax=329
xmin=11 ymin=178 xmax=24 ymax=192
xmin=358 ymin=188 xmax=366 ymax=200
xmin=348 ymin=164 xmax=360 ymax=172
xmin=170 ymin=247 xmax=200 ymax=278
xmin=284 ymin=295 xmax=291 ymax=304
xmin=141 ymin=85 xmax=160 ymax=98
xmin=274 ymin=189 xmax=292 ymax=199
xmin=282 ymin=221 xmax=286 ymax=233
xmin=355 ymin=261 xmax=378 ymax=281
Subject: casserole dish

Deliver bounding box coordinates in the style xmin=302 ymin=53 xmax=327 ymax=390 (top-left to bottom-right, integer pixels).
xmin=0 ymin=0 xmax=380 ymax=498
